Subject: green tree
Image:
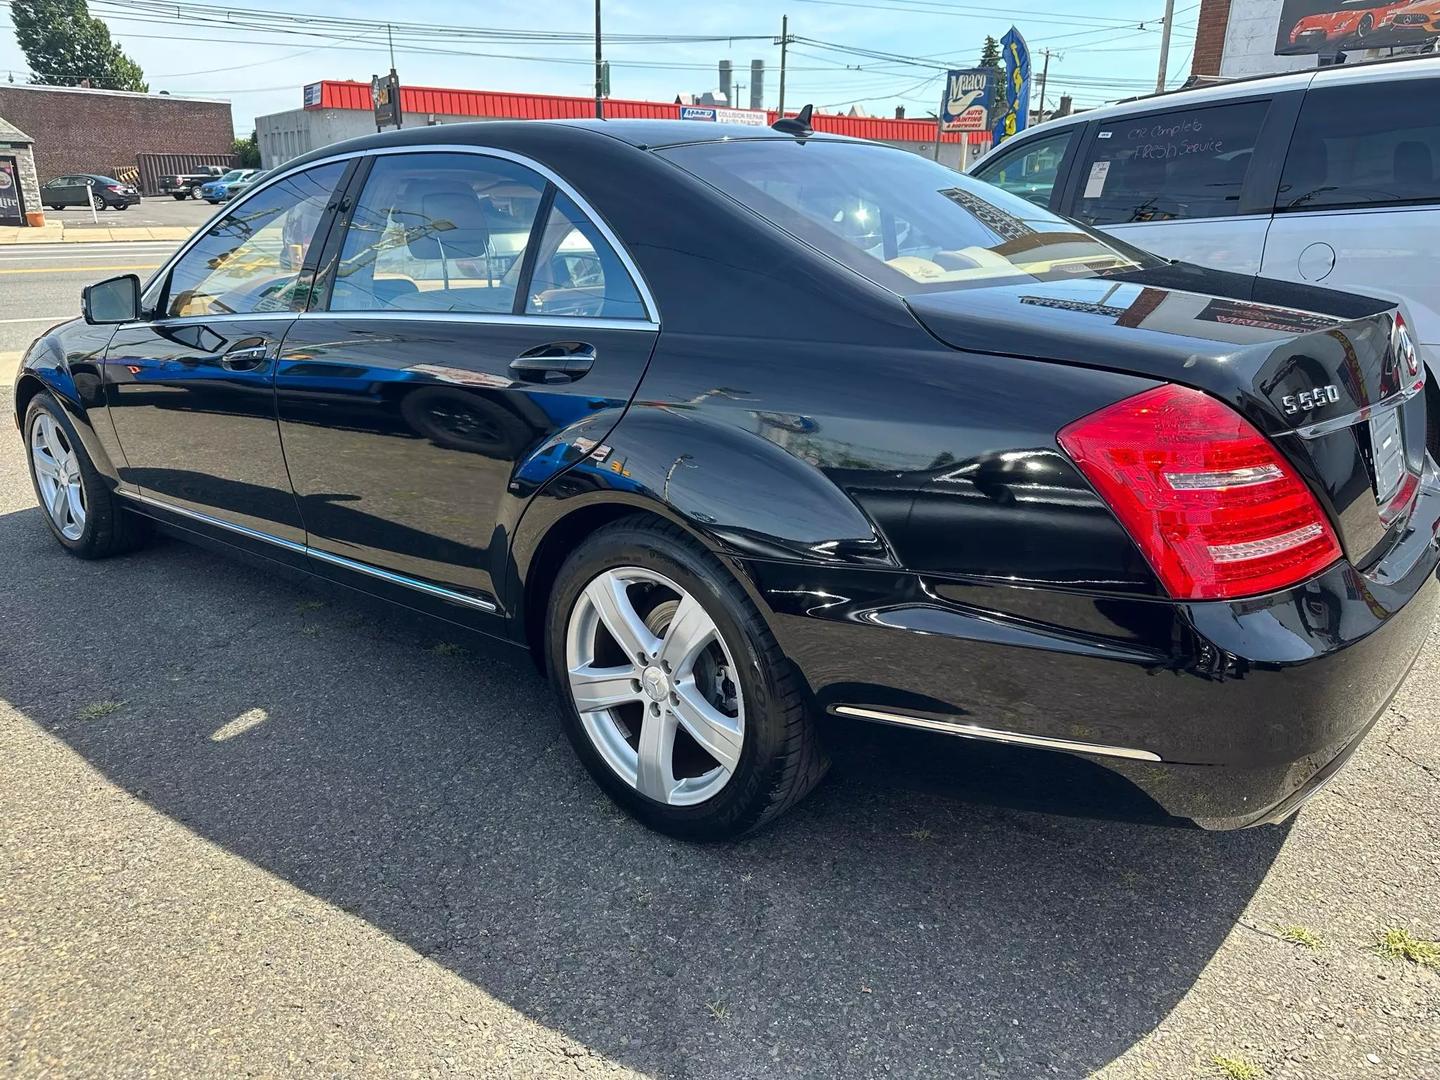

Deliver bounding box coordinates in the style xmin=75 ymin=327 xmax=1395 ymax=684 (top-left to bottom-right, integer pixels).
xmin=10 ymin=0 xmax=148 ymax=92
xmin=980 ymin=35 xmax=1002 ymax=71
xmin=232 ymin=131 xmax=260 ymax=168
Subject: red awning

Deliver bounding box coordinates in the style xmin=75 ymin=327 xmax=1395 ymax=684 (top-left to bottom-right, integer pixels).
xmin=305 ymin=80 xmax=991 ymax=145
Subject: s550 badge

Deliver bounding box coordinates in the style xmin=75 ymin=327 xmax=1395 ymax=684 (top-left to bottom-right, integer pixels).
xmin=1282 ymin=385 xmax=1341 ymax=415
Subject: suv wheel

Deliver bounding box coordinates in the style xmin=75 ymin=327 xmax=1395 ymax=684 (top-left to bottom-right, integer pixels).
xmin=546 ymin=516 xmax=827 ymax=839
xmin=190 ymin=183 xmax=203 ymax=199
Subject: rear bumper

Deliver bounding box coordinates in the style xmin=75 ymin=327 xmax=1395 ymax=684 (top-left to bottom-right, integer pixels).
xmin=742 ymin=473 xmax=1440 ymax=829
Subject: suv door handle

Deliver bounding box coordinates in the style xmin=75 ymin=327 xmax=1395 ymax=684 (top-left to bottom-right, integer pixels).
xmin=509 ymin=342 xmax=596 ymax=383
xmin=220 ymin=344 xmax=270 ymax=372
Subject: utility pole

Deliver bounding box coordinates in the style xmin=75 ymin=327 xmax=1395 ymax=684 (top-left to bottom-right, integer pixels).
xmin=387 ymin=24 xmax=401 ymax=128
xmin=777 ymin=14 xmax=790 ymax=117
xmin=1156 ymin=0 xmax=1175 ymax=93
xmin=1035 ymin=48 xmax=1054 ymax=124
xmin=594 ymin=0 xmax=604 ymax=119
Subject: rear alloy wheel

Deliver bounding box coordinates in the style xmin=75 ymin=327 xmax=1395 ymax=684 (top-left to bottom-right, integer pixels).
xmin=91 ymin=191 xmax=105 ymax=211
xmin=190 ymin=183 xmax=203 ymax=199
xmin=547 ymin=516 xmax=827 ymax=839
xmin=24 ymin=391 xmax=149 ymax=558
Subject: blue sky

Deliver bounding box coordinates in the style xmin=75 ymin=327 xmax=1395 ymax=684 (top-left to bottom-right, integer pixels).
xmin=0 ymin=0 xmax=1200 ymax=132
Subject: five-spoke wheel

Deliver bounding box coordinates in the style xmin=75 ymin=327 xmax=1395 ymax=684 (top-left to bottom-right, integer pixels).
xmin=29 ymin=411 xmax=86 ymax=540
xmin=567 ymin=566 xmax=745 ymax=806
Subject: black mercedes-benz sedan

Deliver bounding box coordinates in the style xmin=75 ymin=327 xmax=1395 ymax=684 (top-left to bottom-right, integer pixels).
xmin=13 ymin=117 xmax=1438 ymax=839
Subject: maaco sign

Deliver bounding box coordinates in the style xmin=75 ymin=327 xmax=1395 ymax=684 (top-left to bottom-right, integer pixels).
xmin=940 ymin=69 xmax=994 ymax=132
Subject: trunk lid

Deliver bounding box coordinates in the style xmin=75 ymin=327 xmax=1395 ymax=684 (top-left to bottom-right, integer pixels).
xmin=907 ymin=277 xmax=1427 ymax=570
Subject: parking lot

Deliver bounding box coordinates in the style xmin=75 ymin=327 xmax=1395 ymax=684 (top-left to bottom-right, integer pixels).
xmin=40 ymin=194 xmax=220 ymax=231
xmin=1 ymin=252 xmax=1438 ymax=1080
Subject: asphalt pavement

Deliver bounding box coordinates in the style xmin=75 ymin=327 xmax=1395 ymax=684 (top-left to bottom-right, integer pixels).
xmin=40 ymin=195 xmax=221 ymax=231
xmin=1 ymin=254 xmax=1438 ymax=1079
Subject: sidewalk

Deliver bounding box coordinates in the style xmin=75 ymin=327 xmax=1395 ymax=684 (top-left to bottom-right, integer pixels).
xmin=0 ymin=223 xmax=195 ymax=245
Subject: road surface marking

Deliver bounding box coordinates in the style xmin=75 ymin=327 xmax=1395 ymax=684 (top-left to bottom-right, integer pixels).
xmin=0 ymin=316 xmax=74 ymax=324
xmin=0 ymin=264 xmax=160 ymax=275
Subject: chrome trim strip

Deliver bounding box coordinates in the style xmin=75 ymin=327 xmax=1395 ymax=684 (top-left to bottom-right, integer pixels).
xmin=120 ymin=491 xmax=499 ymax=613
xmin=139 ymin=142 xmax=660 ymax=327
xmin=304 ymin=547 xmax=498 ymax=612
xmin=122 ymin=491 xmax=308 ymax=554
xmin=1288 ymin=377 xmax=1427 ymax=440
xmin=832 ymin=705 xmax=1164 ymax=762
xmin=290 ymin=309 xmax=658 ymax=333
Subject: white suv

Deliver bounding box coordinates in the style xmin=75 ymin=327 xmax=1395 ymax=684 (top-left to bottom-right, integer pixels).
xmin=971 ymin=55 xmax=1440 ymax=448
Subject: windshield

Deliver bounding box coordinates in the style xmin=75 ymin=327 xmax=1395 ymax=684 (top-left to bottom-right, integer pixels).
xmin=218 ymin=170 xmax=245 ymax=182
xmin=660 ymin=140 xmax=1159 ymax=294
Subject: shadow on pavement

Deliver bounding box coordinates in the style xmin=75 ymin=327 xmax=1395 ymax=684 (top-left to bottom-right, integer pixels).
xmin=0 ymin=505 xmax=1287 ymax=1079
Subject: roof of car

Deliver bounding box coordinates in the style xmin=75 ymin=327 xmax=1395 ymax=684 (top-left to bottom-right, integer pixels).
xmin=979 ymin=52 xmax=1440 ymax=154
xmin=282 ymin=117 xmax=857 ymax=174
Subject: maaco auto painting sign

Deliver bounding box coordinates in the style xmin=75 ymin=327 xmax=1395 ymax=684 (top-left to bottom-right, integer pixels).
xmin=991 ymin=26 xmax=1030 ymax=146
xmin=1276 ymin=0 xmax=1440 ymax=55
xmin=940 ymin=68 xmax=994 ymax=132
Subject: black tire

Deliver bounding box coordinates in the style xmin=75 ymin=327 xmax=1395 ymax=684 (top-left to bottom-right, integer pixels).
xmin=545 ymin=515 xmax=827 ymax=839
xmin=23 ymin=391 xmax=149 ymax=559
xmin=189 ymin=184 xmax=203 ymax=199
xmin=90 ymin=191 xmax=104 ymax=211
xmin=115 ymin=202 xmax=130 ymax=211
xmin=47 ymin=204 xmax=61 ymax=211
xmin=171 ymin=193 xmax=187 ymax=201
xmin=1358 ymin=13 xmax=1373 ymax=36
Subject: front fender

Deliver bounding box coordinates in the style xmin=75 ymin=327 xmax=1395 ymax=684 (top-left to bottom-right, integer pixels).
xmin=14 ymin=321 xmax=122 ymax=485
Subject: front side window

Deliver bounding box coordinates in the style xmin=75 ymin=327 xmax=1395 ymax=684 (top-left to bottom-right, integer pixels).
xmin=329 ymin=153 xmax=547 ymax=314
xmin=1072 ymin=100 xmax=1270 ymax=225
xmin=164 ymin=162 xmax=344 ymax=318
xmin=525 ymin=191 xmax=647 ymax=319
xmin=1278 ymin=80 xmax=1440 ymax=211
xmin=972 ymin=130 xmax=1073 ymax=208
xmin=663 ymin=139 xmax=1156 ymax=294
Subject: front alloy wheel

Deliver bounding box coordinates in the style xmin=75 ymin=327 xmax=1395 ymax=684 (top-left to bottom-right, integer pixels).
xmin=30 ymin=412 xmax=86 ymax=539
xmin=566 ymin=567 xmax=745 ymax=806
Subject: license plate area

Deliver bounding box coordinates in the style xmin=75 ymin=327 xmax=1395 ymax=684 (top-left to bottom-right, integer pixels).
xmin=1369 ymin=409 xmax=1406 ymax=503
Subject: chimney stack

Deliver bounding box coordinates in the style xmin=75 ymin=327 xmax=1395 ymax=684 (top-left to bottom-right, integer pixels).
xmin=894 ymin=105 xmax=905 ymax=119
xmin=749 ymin=59 xmax=764 ymax=111
xmin=719 ymin=60 xmax=733 ymax=106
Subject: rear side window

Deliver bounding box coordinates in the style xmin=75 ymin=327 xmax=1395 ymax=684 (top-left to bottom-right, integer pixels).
xmin=1278 ymin=80 xmax=1440 ymax=211
xmin=1073 ymin=100 xmax=1270 ymax=225
xmin=971 ymin=129 xmax=1073 ymax=208
xmin=524 ymin=191 xmax=647 ymax=319
xmin=330 ymin=153 xmax=546 ymax=315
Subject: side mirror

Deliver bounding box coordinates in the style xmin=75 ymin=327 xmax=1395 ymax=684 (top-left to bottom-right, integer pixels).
xmin=82 ymin=274 xmax=143 ymax=325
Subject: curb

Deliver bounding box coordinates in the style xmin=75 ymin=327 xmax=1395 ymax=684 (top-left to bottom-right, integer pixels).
xmin=0 ymin=226 xmax=195 ymax=246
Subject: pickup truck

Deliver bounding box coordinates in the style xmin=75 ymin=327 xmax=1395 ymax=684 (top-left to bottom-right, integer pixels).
xmin=157 ymin=165 xmax=227 ymax=200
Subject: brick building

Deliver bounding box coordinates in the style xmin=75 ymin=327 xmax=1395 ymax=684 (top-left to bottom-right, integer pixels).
xmin=0 ymin=84 xmax=234 ymax=186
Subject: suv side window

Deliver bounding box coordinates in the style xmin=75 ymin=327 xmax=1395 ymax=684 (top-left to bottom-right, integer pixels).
xmin=330 ymin=152 xmax=547 ymax=315
xmin=1073 ymin=100 xmax=1271 ymax=225
xmin=1278 ymin=80 xmax=1440 ymax=212
xmin=971 ymin=129 xmax=1074 ymax=208
xmin=165 ymin=162 xmax=345 ymax=318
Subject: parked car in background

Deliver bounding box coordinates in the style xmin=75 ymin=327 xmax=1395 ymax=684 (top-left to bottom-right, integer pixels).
xmin=226 ymin=168 xmax=269 ymax=200
xmin=158 ymin=165 xmax=226 ymax=200
xmin=40 ymin=174 xmax=140 ymax=211
xmin=199 ymin=168 xmax=259 ymax=204
xmin=970 ymin=54 xmax=1440 ymax=455
xmin=13 ymin=120 xmax=1437 ymax=840
xmin=1383 ymin=0 xmax=1440 ymax=36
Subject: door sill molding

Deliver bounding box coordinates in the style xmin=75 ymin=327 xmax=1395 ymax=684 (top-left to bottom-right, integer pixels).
xmin=119 ymin=491 xmax=499 ymax=614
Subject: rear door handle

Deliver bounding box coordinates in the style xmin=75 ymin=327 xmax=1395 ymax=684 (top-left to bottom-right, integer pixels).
xmin=509 ymin=342 xmax=596 ymax=383
xmin=220 ymin=344 xmax=270 ymax=372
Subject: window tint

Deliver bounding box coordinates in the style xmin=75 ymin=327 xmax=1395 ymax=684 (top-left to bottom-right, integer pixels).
xmin=663 ymin=140 xmax=1156 ymax=294
xmin=1073 ymin=100 xmax=1270 ymax=225
xmin=972 ymin=130 xmax=1073 ymax=208
xmin=165 ymin=162 xmax=344 ymax=318
xmin=1278 ymin=81 xmax=1440 ymax=211
xmin=330 ymin=153 xmax=546 ymax=314
xmin=525 ymin=191 xmax=646 ymax=319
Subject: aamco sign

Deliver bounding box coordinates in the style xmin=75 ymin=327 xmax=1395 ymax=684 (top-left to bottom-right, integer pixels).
xmin=680 ymin=105 xmax=768 ymax=127
xmin=940 ymin=68 xmax=994 ymax=133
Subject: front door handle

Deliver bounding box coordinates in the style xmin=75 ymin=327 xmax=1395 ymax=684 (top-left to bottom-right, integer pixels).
xmin=220 ymin=344 xmax=270 ymax=372
xmin=509 ymin=342 xmax=596 ymax=384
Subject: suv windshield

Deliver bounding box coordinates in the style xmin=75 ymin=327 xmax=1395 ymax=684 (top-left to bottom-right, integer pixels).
xmin=218 ymin=170 xmax=245 ymax=183
xmin=661 ymin=139 xmax=1158 ymax=293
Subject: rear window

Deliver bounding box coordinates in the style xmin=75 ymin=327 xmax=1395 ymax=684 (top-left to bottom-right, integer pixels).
xmin=661 ymin=140 xmax=1155 ymax=294
xmin=1073 ymin=100 xmax=1270 ymax=225
xmin=1278 ymin=80 xmax=1440 ymax=211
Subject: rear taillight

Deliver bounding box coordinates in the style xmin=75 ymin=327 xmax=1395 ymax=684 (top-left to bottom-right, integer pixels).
xmin=1395 ymin=312 xmax=1420 ymax=379
xmin=1058 ymin=384 xmax=1342 ymax=601
xmin=106 ymin=185 xmax=123 ymax=192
